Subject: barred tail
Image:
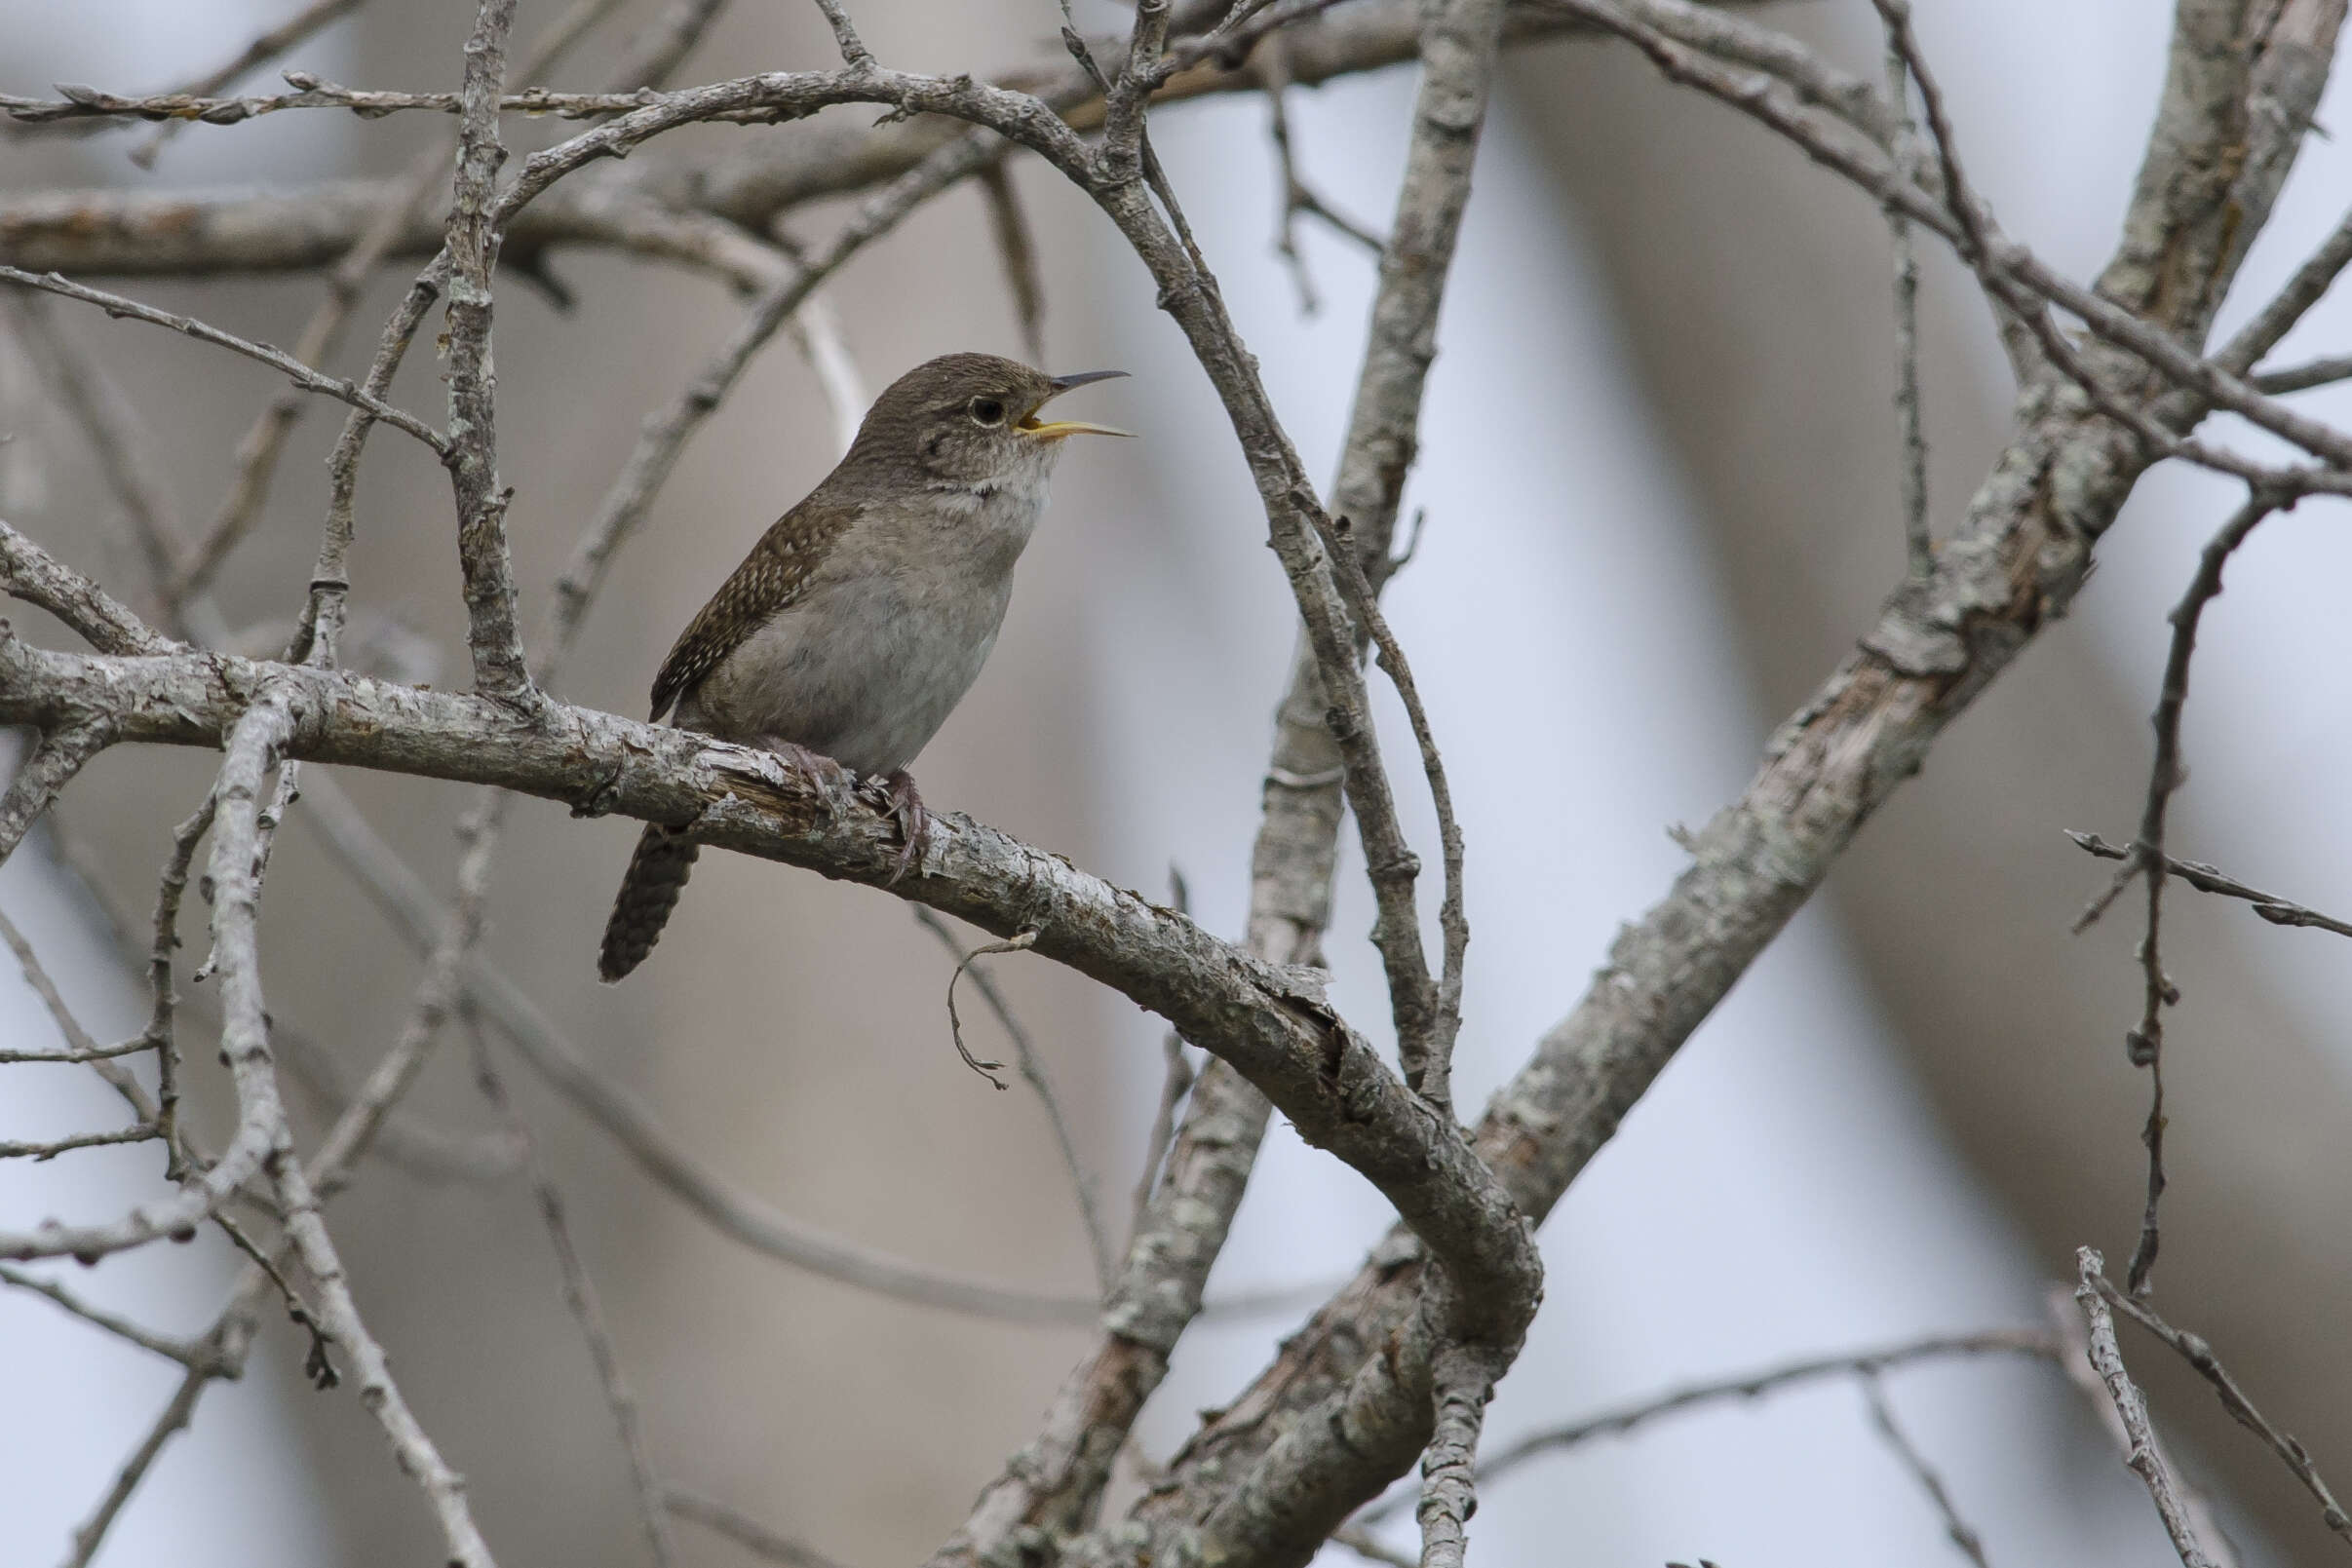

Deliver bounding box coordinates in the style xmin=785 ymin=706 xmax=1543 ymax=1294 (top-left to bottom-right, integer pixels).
xmin=598 ymin=825 xmax=700 ymax=982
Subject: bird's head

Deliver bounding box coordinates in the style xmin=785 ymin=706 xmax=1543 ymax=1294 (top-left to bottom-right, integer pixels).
xmin=848 ymin=352 xmax=1130 ymax=488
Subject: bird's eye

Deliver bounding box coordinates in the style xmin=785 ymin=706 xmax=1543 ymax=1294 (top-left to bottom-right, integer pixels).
xmin=968 ymin=396 xmax=1007 ymax=426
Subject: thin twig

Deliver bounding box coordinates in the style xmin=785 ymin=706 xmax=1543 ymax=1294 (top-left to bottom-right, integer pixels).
xmin=1360 ymin=1328 xmax=2059 ymax=1522
xmin=1316 ymin=513 xmax=1468 ymax=1110
xmin=1558 ymin=0 xmax=2352 ymax=495
xmin=209 ymin=1208 xmax=340 ymax=1389
xmin=1258 ymin=32 xmax=1383 ymax=315
xmin=1130 ymin=1030 xmax=1196 ymax=1244
xmin=663 ymin=1485 xmax=856 ymax=1568
xmin=276 ymin=1024 xmax=526 ymax=1184
xmin=943 ymin=933 xmax=1030 ymax=1090
xmin=806 ymin=0 xmax=875 ymax=71
xmin=2066 ymin=830 xmax=2352 ymax=940
xmin=915 ymin=908 xmax=1116 ymax=1295
xmin=2073 ymin=1248 xmax=2222 ymax=1568
xmin=0 ymin=906 xmax=113 ymax=1067
xmin=1879 ymin=23 xmax=1931 ymax=576
xmin=63 ymin=1351 xmax=231 ymax=1568
xmin=2089 ymin=1269 xmax=2352 ymax=1548
xmin=0 ymin=1125 xmax=161 ymax=1161
xmin=145 ymin=792 xmax=217 ymax=1177
xmin=2122 ymin=488 xmax=2284 ymax=1294
xmin=0 ymin=268 xmax=448 ymax=456
xmin=0 ymin=1262 xmax=221 ymax=1370
xmin=1861 ymin=1372 xmax=1992 ymax=1568
xmin=126 ymin=0 xmax=369 ymax=167
xmin=469 ymin=1024 xmax=676 ymax=1567
xmin=977 ymin=161 xmax=1048 ymax=363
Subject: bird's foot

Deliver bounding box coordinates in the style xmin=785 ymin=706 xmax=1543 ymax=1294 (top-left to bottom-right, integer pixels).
xmin=863 ymin=768 xmax=930 ymax=883
xmin=768 ymin=739 xmax=855 ymax=809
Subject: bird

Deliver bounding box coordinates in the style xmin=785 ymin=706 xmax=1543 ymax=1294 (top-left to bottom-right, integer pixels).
xmin=597 ymin=352 xmax=1128 ymax=982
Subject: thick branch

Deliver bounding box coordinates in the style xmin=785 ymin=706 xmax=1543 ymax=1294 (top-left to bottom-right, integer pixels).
xmin=1113 ymin=0 xmax=2346 ymax=1546
xmin=0 ymin=638 xmax=1530 ymax=1319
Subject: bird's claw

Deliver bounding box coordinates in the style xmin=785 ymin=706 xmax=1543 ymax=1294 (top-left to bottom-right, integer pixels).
xmin=768 ymin=740 xmax=855 ymax=810
xmin=866 ymin=769 xmax=930 ymax=884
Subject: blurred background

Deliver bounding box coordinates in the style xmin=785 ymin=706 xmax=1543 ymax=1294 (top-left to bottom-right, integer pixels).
xmin=4 ymin=2 xmax=2350 ymax=1564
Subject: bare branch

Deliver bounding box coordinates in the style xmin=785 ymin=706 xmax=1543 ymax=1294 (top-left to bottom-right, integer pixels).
xmin=2074 ymin=1248 xmax=2222 ymax=1568
xmin=276 ymin=1024 xmax=525 ymax=1184
xmin=0 ymin=518 xmax=174 ymax=657
xmin=2118 ymin=488 xmax=2286 ymax=1293
xmin=0 ymin=1124 xmax=160 ymax=1161
xmin=0 ymin=1262 xmax=221 ymax=1370
xmin=0 ymin=268 xmax=449 ymax=456
xmin=0 ymin=2 xmax=1667 ymax=281
xmin=144 ymin=792 xmax=217 ymax=1176
xmin=127 ymin=0 xmax=368 ymax=166
xmin=1879 ymin=23 xmax=1931 ymax=576
xmin=63 ymin=1345 xmax=241 ymax=1568
xmin=977 ymin=161 xmax=1048 ymax=363
xmin=0 ymin=719 xmax=114 ymax=869
xmin=3 ymin=292 xmax=189 ymax=602
xmin=1415 ymin=1342 xmax=1501 ymax=1568
xmin=604 ymin=0 xmax=732 ymax=95
xmin=2089 ymin=1269 xmax=2352 ymax=1548
xmin=2251 ymin=353 xmax=2352 ymax=394
xmin=1861 ymin=1373 xmax=1993 ymax=1568
xmin=917 ymin=908 xmax=1116 ymax=1295
xmin=1315 ymin=513 xmax=1467 ymax=1111
xmin=202 ymin=692 xmax=497 ymax=1565
xmin=443 ymin=0 xmax=534 ymax=703
xmin=1130 ymin=1029 xmax=1195 ymax=1238
xmin=1125 ymin=4 xmax=2346 ymax=1536
xmin=2066 ymin=830 xmax=2352 ymax=939
xmin=664 ymin=1485 xmax=855 ymax=1568
xmin=470 ymin=1025 xmax=676 ymax=1568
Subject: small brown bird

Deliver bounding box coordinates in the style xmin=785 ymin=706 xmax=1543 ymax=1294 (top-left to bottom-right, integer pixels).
xmin=597 ymin=353 xmax=1128 ymax=982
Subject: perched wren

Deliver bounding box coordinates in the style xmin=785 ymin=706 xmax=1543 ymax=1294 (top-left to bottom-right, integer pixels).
xmin=597 ymin=353 xmax=1128 ymax=981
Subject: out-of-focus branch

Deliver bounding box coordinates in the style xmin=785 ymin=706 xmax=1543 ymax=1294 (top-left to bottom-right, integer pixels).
xmin=130 ymin=0 xmax=368 ymax=166
xmin=0 ymin=1 xmax=1778 ymax=280
xmin=0 ymin=1262 xmax=224 ymax=1370
xmin=0 ymin=267 xmax=449 ymax=455
xmin=1861 ymin=1374 xmax=1992 ymax=1568
xmin=917 ymin=907 xmax=1116 ymax=1295
xmin=663 ymin=1485 xmax=855 ymax=1568
xmin=470 ymin=1025 xmax=677 ymax=1568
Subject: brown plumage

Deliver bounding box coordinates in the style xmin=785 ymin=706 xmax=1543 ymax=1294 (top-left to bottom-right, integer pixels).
xmin=598 ymin=352 xmax=1127 ymax=982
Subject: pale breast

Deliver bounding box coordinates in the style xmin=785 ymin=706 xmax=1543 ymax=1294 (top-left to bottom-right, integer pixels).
xmin=677 ymin=482 xmax=1044 ymax=777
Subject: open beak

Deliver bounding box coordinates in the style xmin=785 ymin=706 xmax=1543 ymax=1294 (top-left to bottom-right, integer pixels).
xmin=1018 ymin=368 xmax=1134 ymax=440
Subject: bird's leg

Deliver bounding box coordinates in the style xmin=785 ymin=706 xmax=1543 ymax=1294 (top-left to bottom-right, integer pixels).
xmin=864 ymin=769 xmax=930 ymax=883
